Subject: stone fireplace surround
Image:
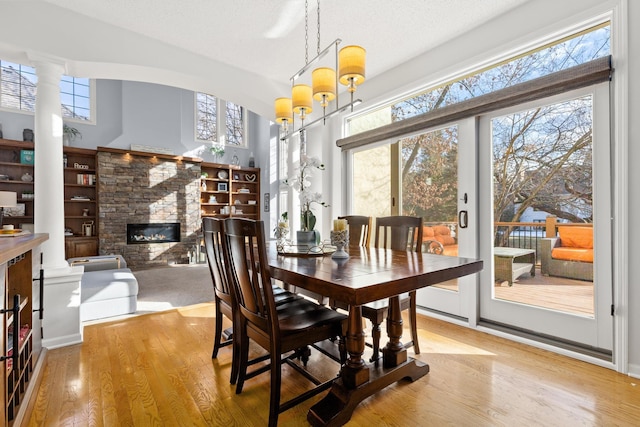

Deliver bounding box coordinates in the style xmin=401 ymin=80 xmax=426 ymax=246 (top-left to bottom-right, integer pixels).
xmin=97 ymin=148 xmax=202 ymax=269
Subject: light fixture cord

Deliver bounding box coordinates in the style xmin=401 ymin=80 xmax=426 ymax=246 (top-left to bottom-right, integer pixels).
xmin=316 ymin=0 xmax=321 ymax=56
xmin=304 ymin=0 xmax=309 ymax=64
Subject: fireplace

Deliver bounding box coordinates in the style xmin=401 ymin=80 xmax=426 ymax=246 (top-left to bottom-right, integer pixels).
xmin=127 ymin=223 xmax=181 ymax=244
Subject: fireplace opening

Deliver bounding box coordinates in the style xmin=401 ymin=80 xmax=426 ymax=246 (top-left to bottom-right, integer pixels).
xmin=127 ymin=223 xmax=181 ymax=244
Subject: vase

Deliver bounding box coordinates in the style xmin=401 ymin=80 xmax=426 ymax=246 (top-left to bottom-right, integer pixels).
xmin=296 ymin=230 xmax=317 ymax=246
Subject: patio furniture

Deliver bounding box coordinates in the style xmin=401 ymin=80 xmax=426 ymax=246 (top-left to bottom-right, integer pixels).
xmin=541 ymin=226 xmax=593 ymax=281
xmin=493 ymin=247 xmax=536 ymax=285
xmin=422 ymin=224 xmax=458 ymax=256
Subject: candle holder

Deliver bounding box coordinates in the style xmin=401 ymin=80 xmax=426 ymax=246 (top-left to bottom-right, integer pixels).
xmin=330 ymin=229 xmax=349 ymax=259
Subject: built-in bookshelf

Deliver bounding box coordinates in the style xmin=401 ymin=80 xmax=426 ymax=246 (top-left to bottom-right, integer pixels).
xmin=0 ymin=139 xmax=99 ymax=258
xmin=199 ymin=162 xmax=260 ymax=220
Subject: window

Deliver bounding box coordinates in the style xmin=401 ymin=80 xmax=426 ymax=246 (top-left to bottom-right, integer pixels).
xmin=60 ymin=76 xmax=91 ymax=121
xmin=347 ymin=23 xmax=610 ymax=135
xmin=0 ymin=60 xmax=92 ymax=121
xmin=225 ymin=101 xmax=244 ymax=146
xmin=196 ymin=92 xmax=217 ymax=141
xmin=195 ymin=93 xmax=247 ymax=147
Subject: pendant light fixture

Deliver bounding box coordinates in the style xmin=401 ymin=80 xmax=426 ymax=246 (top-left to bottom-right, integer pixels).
xmin=274 ymin=0 xmax=365 ymax=137
xmin=274 ymin=97 xmax=293 ymax=134
xmin=339 ymin=45 xmax=366 ymax=111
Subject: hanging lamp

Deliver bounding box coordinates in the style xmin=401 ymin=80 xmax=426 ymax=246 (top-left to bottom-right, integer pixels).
xmin=339 ymin=45 xmax=366 ymax=110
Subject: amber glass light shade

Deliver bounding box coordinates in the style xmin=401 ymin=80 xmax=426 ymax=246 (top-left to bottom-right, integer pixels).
xmin=339 ymin=45 xmax=366 ymax=91
xmin=292 ymin=84 xmax=313 ymax=116
xmin=274 ymin=97 xmax=293 ymax=123
xmin=312 ymin=67 xmax=336 ymax=107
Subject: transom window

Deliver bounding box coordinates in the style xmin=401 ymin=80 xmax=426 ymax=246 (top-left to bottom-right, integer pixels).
xmin=195 ymin=93 xmax=246 ymax=147
xmin=347 ymin=23 xmax=610 ymax=135
xmin=0 ymin=60 xmax=92 ymax=121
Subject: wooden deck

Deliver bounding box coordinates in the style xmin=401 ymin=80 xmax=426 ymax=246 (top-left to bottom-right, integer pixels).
xmin=434 ymin=266 xmax=594 ymax=316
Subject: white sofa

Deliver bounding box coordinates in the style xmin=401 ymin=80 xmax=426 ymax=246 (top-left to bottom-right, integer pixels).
xmin=68 ymin=255 xmax=139 ymax=321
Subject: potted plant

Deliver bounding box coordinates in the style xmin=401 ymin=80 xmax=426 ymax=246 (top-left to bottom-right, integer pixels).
xmin=209 ymin=143 xmax=225 ymax=161
xmin=63 ymin=124 xmax=82 ymax=146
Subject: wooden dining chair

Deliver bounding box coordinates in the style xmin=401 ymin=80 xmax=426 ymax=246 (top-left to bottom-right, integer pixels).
xmin=203 ymin=217 xmax=301 ymax=385
xmin=203 ymin=218 xmax=236 ymax=369
xmin=365 ymin=215 xmax=423 ymax=363
xmin=222 ymin=218 xmax=347 ymax=427
xmin=339 ymin=215 xmax=372 ymax=247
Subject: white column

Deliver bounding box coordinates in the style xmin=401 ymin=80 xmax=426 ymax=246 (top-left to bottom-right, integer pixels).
xmin=31 ymin=58 xmax=84 ymax=348
xmin=33 ymin=60 xmax=67 ymax=269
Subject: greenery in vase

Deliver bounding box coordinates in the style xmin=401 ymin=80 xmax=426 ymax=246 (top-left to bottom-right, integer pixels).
xmin=209 ymin=143 xmax=225 ymax=160
xmin=63 ymin=124 xmax=82 ymax=141
xmin=287 ymin=154 xmax=328 ymax=231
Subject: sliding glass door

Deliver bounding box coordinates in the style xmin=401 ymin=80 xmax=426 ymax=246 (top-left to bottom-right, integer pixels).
xmin=478 ymin=83 xmax=612 ymax=352
xmin=350 ymin=118 xmax=478 ymax=318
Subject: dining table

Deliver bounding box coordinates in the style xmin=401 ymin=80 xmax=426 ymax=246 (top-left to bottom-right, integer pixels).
xmin=268 ymin=242 xmax=483 ymax=426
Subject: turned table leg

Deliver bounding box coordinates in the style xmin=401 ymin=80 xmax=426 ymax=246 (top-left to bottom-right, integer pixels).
xmin=382 ymin=295 xmax=407 ymax=367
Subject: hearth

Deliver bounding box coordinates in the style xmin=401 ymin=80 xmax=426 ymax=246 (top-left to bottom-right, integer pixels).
xmin=127 ymin=223 xmax=181 ymax=244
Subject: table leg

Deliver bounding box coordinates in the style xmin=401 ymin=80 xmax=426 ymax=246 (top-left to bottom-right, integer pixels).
xmin=382 ymin=295 xmax=407 ymax=367
xmin=342 ymin=305 xmax=369 ymax=388
xmin=308 ymin=299 xmax=430 ymax=427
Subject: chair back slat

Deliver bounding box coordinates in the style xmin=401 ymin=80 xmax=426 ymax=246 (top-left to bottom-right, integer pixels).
xmin=223 ymin=218 xmax=277 ymax=334
xmin=374 ymin=216 xmax=423 ymax=252
xmin=203 ymin=217 xmax=233 ymax=305
xmin=339 ymin=215 xmax=372 ymax=247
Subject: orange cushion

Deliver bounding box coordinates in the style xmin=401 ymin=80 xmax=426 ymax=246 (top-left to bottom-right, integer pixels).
xmin=435 ymin=235 xmax=456 ymax=246
xmin=433 ymin=225 xmax=451 ymax=236
xmin=422 ymin=226 xmax=435 ymax=238
xmin=443 ymin=245 xmax=458 ymax=257
xmin=551 ymin=247 xmax=593 ymax=263
xmin=558 ymin=226 xmax=593 ymax=249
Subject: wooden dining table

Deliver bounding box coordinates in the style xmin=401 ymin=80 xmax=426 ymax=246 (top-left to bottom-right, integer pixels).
xmin=268 ymin=243 xmax=483 ymax=426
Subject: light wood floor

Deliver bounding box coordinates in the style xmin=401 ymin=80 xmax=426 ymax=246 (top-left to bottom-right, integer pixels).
xmin=26 ymin=303 xmax=639 ymax=426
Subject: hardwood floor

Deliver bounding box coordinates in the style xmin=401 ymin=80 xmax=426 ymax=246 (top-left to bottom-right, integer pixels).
xmin=26 ymin=303 xmax=639 ymax=426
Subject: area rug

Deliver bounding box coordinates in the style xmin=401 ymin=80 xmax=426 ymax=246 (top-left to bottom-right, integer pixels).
xmin=133 ymin=263 xmax=213 ymax=314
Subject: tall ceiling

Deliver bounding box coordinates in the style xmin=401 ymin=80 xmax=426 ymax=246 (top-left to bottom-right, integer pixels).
xmin=2 ymin=0 xmax=529 ymax=117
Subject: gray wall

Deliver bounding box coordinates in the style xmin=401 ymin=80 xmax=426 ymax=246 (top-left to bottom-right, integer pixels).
xmin=0 ymin=79 xmax=269 ymax=169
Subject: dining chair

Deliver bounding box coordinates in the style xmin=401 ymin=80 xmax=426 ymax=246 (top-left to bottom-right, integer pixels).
xmin=339 ymin=215 xmax=372 ymax=247
xmin=203 ymin=217 xmax=235 ymax=368
xmin=222 ymin=218 xmax=347 ymax=427
xmin=203 ymin=217 xmax=302 ymax=385
xmin=365 ymin=215 xmax=423 ymax=363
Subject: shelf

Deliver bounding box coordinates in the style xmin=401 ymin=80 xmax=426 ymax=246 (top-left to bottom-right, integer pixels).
xmin=0 ymin=180 xmax=34 ymax=185
xmin=64 ymin=184 xmax=96 ymax=188
xmin=0 ymin=162 xmax=33 ymax=168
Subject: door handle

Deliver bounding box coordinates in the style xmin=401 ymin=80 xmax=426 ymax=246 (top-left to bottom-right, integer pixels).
xmin=458 ymin=210 xmax=468 ymax=229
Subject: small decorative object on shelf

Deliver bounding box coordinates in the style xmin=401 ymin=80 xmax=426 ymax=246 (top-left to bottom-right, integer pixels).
xmin=23 ymin=128 xmax=34 ymax=142
xmin=209 ymin=143 xmax=225 ymax=161
xmin=21 ymin=172 xmax=33 ymax=182
xmin=249 ymin=152 xmax=255 ymax=167
xmin=20 ymin=149 xmax=34 ymax=165
xmin=63 ymin=124 xmax=82 ymax=146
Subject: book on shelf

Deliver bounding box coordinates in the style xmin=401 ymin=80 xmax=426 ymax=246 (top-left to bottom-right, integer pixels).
xmin=76 ymin=173 xmax=96 ymax=185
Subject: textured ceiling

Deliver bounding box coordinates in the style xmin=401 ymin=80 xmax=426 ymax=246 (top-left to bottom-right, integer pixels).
xmin=40 ymin=0 xmax=528 ymax=86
